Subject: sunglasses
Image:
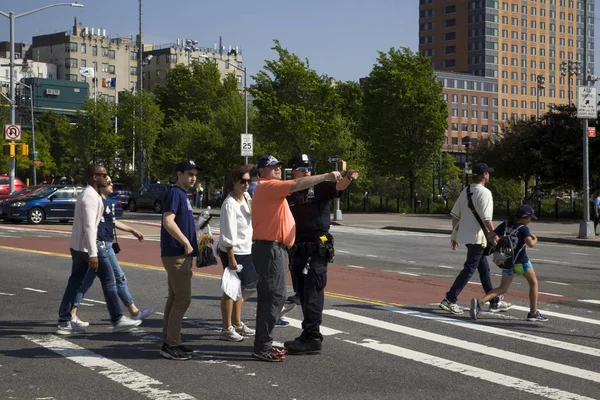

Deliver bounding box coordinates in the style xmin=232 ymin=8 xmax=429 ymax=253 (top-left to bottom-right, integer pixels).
xmin=295 ymin=167 xmax=312 ymax=173
xmin=238 ymin=179 xmax=251 ymax=184
xmin=106 ymin=182 xmax=113 ymax=186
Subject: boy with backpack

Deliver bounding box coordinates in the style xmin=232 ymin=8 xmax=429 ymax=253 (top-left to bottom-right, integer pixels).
xmin=469 ymin=204 xmax=548 ymax=322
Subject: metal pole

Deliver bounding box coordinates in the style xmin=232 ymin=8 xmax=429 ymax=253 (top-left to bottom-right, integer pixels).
xmin=28 ymin=83 xmax=36 ymax=185
xmin=8 ymin=12 xmax=16 ymax=193
xmin=244 ymin=67 xmax=248 ymax=165
xmin=138 ymin=0 xmax=143 ymax=187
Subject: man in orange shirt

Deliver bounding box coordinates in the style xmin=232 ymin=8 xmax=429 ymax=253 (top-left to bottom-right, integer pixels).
xmin=251 ymin=155 xmax=342 ymax=362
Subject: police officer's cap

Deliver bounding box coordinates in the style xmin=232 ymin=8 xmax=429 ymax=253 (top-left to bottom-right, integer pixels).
xmin=289 ymin=154 xmax=312 ymax=169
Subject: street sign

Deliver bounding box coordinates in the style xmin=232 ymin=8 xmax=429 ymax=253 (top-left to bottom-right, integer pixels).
xmin=4 ymin=124 xmax=21 ymax=141
xmin=33 ymin=160 xmax=43 ymax=167
xmin=241 ymin=134 xmax=253 ymax=157
xmin=327 ymin=156 xmax=340 ymax=163
xmin=588 ymin=127 xmax=596 ymax=138
xmin=577 ymin=86 xmax=598 ymax=119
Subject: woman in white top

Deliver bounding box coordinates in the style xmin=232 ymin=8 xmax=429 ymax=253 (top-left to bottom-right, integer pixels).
xmin=218 ymin=167 xmax=258 ymax=341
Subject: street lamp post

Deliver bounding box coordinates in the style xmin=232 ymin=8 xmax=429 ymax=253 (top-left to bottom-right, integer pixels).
xmin=184 ymin=39 xmax=199 ymax=67
xmin=462 ymin=136 xmax=471 ymax=187
xmin=0 ymin=2 xmax=83 ymax=193
xmin=17 ymin=81 xmax=36 ymax=185
xmin=536 ymin=75 xmax=545 ymax=119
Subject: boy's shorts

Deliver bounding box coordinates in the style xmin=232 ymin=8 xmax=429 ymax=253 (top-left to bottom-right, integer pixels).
xmin=502 ymin=260 xmax=533 ymax=276
xmin=218 ymin=250 xmax=258 ymax=291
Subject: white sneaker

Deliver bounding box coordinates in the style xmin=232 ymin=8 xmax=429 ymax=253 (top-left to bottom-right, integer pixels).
xmin=56 ymin=321 xmax=85 ymax=335
xmin=132 ymin=307 xmax=155 ymax=320
xmin=489 ymin=300 xmax=512 ymax=313
xmin=112 ymin=315 xmax=142 ymax=333
xmin=72 ymin=316 xmax=90 ymax=327
xmin=234 ymin=322 xmax=255 ymax=336
xmin=220 ymin=326 xmax=244 ymax=342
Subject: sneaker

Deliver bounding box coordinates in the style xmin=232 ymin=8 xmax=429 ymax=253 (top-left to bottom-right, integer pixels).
xmin=252 ymin=347 xmax=287 ymax=362
xmin=132 ymin=307 xmax=155 ymax=320
xmin=489 ymin=300 xmax=512 ymax=313
xmin=160 ymin=343 xmax=192 ymax=360
xmin=439 ymin=299 xmax=463 ymax=315
xmin=527 ymin=310 xmax=549 ymax=322
xmin=284 ymin=338 xmax=322 ymax=355
xmin=275 ymin=319 xmax=290 ymax=327
xmin=72 ymin=315 xmax=89 ymax=327
xmin=221 ymin=326 xmax=244 ymax=342
xmin=234 ymin=322 xmax=255 ymax=336
xmin=112 ymin=315 xmax=142 ymax=333
xmin=279 ymin=303 xmax=296 ymax=319
xmin=469 ymin=298 xmax=481 ymax=320
xmin=175 ymin=344 xmax=194 ymax=355
xmin=56 ymin=321 xmax=85 ymax=335
xmin=286 ymin=293 xmax=301 ymax=305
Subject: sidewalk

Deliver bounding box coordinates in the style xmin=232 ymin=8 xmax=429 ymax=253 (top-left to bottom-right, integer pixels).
xmin=330 ymin=212 xmax=600 ymax=248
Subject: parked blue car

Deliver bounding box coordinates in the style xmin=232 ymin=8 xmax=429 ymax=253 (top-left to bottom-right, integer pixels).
xmin=0 ymin=186 xmax=123 ymax=224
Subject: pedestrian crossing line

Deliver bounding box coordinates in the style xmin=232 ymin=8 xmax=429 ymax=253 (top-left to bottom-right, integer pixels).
xmin=0 ymin=292 xmax=15 ymax=296
xmin=538 ymin=292 xmax=564 ymax=297
xmin=346 ymin=339 xmax=595 ymax=400
xmin=545 ymin=281 xmax=570 ymax=286
xmin=24 ymin=335 xmax=197 ymax=400
xmin=83 ymin=299 xmax=107 ymax=305
xmin=24 ymin=287 xmax=47 ymax=293
xmin=579 ymin=300 xmax=600 ymax=305
xmin=325 ymin=310 xmax=600 ymax=384
xmin=510 ymin=305 xmax=600 ymax=326
xmin=285 ymin=317 xmax=345 ymax=336
xmin=378 ymin=306 xmax=600 ymax=358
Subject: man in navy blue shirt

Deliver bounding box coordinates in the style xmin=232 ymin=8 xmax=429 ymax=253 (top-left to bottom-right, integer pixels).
xmin=159 ymin=160 xmax=201 ymax=360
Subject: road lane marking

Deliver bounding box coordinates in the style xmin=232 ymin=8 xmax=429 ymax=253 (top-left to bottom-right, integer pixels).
xmin=538 ymin=292 xmax=564 ymax=297
xmin=336 ymin=250 xmax=349 ymax=254
xmin=24 ymin=288 xmax=47 ymax=293
xmin=545 ymin=281 xmax=570 ymax=286
xmin=436 ymin=265 xmax=454 ymax=269
xmin=24 ymin=335 xmax=196 ymax=400
xmin=579 ymin=300 xmax=600 ymax=305
xmin=78 ymin=302 xmax=95 ymax=307
xmin=326 ymin=309 xmax=600 ymax=384
xmin=382 ymin=270 xmax=420 ymax=276
xmin=83 ymin=299 xmax=107 ymax=305
xmin=347 ymin=339 xmax=595 ymax=400
xmin=379 ymin=306 xmax=600 ymax=358
xmin=285 ymin=317 xmax=344 ymax=336
xmin=569 ymin=252 xmax=589 ymax=256
xmin=531 ymin=258 xmax=570 ymax=265
xmin=366 ymin=254 xmax=379 ymax=258
xmin=346 ymin=265 xmax=364 ymax=269
xmin=0 ymin=292 xmax=15 ymax=296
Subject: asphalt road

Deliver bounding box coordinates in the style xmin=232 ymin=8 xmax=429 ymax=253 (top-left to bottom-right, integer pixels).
xmin=1 ymin=214 xmax=600 ymax=400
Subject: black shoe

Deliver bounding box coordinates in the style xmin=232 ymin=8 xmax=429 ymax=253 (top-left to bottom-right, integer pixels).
xmin=285 ymin=338 xmax=322 ymax=355
xmin=286 ymin=294 xmax=301 ymax=306
xmin=160 ymin=343 xmax=192 ymax=360
xmin=176 ymin=344 xmax=194 ymax=355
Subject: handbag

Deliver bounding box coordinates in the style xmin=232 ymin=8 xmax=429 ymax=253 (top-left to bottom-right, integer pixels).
xmin=111 ymin=203 xmax=121 ymax=254
xmin=465 ymin=185 xmax=494 ymax=256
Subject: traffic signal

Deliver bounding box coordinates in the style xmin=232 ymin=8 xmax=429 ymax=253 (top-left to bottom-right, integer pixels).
xmin=2 ymin=143 xmax=15 ymax=157
xmin=560 ymin=61 xmax=568 ymax=76
xmin=20 ymin=144 xmax=29 ymax=156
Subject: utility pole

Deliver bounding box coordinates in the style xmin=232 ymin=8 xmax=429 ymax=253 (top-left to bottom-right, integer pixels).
xmin=137 ymin=0 xmax=143 ymax=187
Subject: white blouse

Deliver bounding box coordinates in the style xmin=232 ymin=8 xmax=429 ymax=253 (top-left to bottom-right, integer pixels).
xmin=218 ymin=193 xmax=252 ymax=255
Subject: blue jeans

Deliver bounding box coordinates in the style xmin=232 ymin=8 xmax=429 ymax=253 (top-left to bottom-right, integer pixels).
xmin=73 ymin=242 xmax=134 ymax=309
xmin=445 ymin=244 xmax=499 ymax=306
xmin=58 ymin=244 xmax=123 ymax=324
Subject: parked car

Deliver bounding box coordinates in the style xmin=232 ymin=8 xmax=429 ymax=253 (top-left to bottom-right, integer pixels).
xmin=111 ymin=183 xmax=132 ymax=204
xmin=0 ymin=186 xmax=123 ymax=224
xmin=0 ymin=184 xmax=64 ymax=201
xmin=128 ymin=183 xmax=172 ymax=213
xmin=0 ymin=174 xmax=25 ymax=196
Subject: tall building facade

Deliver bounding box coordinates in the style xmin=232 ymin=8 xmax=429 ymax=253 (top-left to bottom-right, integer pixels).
xmin=420 ymin=0 xmax=595 ymax=152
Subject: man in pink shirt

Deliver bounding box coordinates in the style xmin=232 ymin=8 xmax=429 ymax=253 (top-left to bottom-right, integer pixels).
xmin=251 ymin=155 xmax=341 ymax=362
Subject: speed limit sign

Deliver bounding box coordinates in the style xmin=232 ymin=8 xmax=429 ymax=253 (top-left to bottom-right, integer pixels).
xmin=241 ymin=134 xmax=253 ymax=157
xmin=4 ymin=124 xmax=21 ymax=141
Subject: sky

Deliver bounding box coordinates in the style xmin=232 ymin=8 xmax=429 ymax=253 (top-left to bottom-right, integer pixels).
xmin=1 ymin=0 xmax=599 ymax=84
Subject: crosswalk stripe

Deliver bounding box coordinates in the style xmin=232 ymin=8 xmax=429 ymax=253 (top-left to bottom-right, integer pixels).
xmin=325 ymin=309 xmax=600 ymax=384
xmin=24 ymin=335 xmax=196 ymax=400
xmin=510 ymin=305 xmax=600 ymax=326
xmin=285 ymin=317 xmax=344 ymax=336
xmin=379 ymin=306 xmax=600 ymax=358
xmin=347 ymin=339 xmax=595 ymax=400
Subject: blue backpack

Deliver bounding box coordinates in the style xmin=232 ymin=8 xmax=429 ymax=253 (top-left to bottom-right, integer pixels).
xmin=492 ymin=223 xmax=525 ymax=270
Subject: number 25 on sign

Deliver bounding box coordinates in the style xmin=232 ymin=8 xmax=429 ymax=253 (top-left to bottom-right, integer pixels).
xmin=241 ymin=134 xmax=253 ymax=157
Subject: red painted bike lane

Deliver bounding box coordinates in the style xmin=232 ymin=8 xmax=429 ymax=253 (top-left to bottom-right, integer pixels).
xmin=0 ymin=235 xmax=563 ymax=306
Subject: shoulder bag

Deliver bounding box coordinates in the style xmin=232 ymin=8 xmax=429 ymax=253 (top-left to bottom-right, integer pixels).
xmin=465 ymin=185 xmax=494 ymax=256
xmin=111 ymin=203 xmax=121 ymax=254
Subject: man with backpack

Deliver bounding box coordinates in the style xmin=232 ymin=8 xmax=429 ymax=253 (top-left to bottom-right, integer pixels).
xmin=439 ymin=163 xmax=510 ymax=315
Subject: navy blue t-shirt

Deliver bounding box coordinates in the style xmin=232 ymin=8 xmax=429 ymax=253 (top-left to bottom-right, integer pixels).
xmin=494 ymin=221 xmax=532 ymax=264
xmin=160 ymin=186 xmax=198 ymax=257
xmin=97 ymin=199 xmax=115 ymax=242
xmin=287 ymin=181 xmax=340 ymax=242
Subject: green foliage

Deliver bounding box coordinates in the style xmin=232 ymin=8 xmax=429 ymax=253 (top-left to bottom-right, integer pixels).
xmin=362 ymin=47 xmax=448 ymax=201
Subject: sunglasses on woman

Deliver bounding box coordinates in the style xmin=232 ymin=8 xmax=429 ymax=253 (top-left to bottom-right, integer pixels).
xmin=238 ymin=179 xmax=251 ymax=184
xmin=295 ymin=167 xmax=312 ymax=173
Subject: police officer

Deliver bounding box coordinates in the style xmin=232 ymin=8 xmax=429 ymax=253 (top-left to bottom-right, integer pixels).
xmin=284 ymin=154 xmax=359 ymax=354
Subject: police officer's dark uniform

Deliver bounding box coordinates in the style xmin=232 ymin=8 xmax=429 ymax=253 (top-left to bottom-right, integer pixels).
xmin=283 ymin=155 xmax=342 ymax=354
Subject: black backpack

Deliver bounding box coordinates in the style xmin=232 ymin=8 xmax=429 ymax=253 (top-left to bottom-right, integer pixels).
xmin=491 ymin=223 xmax=525 ymax=270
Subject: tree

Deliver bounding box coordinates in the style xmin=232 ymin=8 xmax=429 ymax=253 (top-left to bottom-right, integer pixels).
xmin=36 ymin=112 xmax=74 ymax=179
xmin=362 ymin=47 xmax=448 ymax=203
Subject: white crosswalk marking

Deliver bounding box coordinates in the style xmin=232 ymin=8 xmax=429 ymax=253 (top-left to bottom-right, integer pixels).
xmin=510 ymin=305 xmax=600 ymax=325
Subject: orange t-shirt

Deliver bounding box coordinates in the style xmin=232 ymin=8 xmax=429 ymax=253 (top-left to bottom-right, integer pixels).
xmin=251 ymin=178 xmax=295 ymax=248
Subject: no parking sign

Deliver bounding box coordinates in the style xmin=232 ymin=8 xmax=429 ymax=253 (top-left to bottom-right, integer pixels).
xmin=4 ymin=124 xmax=21 ymax=141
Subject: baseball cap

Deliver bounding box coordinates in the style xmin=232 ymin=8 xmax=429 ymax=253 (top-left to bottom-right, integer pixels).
xmin=289 ymin=154 xmax=312 ymax=169
xmin=257 ymin=155 xmax=284 ymax=168
xmin=175 ymin=160 xmax=202 ymax=172
xmin=472 ymin=163 xmax=494 ymax=176
xmin=515 ymin=204 xmax=537 ymax=219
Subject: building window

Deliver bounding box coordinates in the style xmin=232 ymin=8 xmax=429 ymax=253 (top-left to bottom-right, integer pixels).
xmin=452 ymin=94 xmax=458 ymax=103
xmin=481 ymin=125 xmax=489 ymax=133
xmin=65 ymin=58 xmax=77 ymax=68
xmin=92 ymin=61 xmax=97 ymax=71
xmin=130 ymin=52 xmax=138 ymax=61
xmin=443 ymin=19 xmax=456 ymax=27
xmin=461 ymin=124 xmax=468 ymax=131
xmin=102 ymin=47 xmax=109 ymax=57
xmin=452 ymin=137 xmax=458 ymax=145
xmin=452 ymin=108 xmax=458 ymax=117
xmin=444 ymin=5 xmax=456 ymax=13
xmin=92 ymin=46 xmax=97 ymax=56
xmin=481 ymin=111 xmax=489 ymax=119
xmin=472 ymin=124 xmax=478 ymax=132
xmin=443 ymin=46 xmax=456 ymax=54
xmin=66 ymin=74 xmax=78 ymax=81
xmin=167 ymin=54 xmax=177 ymax=63
xmin=81 ymin=44 xmax=86 ymax=54
xmin=81 ymin=59 xmax=86 ymax=67
xmin=443 ymin=32 xmax=456 ymax=41
xmin=129 ymin=66 xmax=137 ymax=76
xmin=462 ymin=95 xmax=468 ymax=104
xmin=102 ymin=63 xmax=108 ymax=72
xmin=108 ymin=50 xmax=116 ymax=59
xmin=451 ymin=123 xmax=458 ymax=131
xmin=108 ymin=65 xmax=115 ymax=74
xmin=66 ymin=43 xmax=77 ymax=52
xmin=444 ymin=59 xmax=456 ymax=68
